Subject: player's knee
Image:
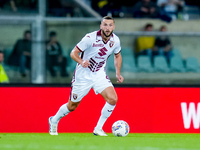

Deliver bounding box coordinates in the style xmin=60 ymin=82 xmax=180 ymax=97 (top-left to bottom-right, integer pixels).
xmin=107 ymin=95 xmax=118 ymax=105
xmin=68 ymin=105 xmax=77 ymax=112
xmin=67 ymin=102 xmax=79 ymax=111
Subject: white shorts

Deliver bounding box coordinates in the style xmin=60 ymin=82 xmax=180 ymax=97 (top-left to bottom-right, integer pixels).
xmin=70 ymin=69 xmax=113 ymax=102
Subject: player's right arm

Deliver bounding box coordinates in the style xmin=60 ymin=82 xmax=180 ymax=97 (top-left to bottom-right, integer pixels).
xmin=114 ymin=52 xmax=124 ymax=83
xmin=70 ymin=46 xmax=90 ymax=68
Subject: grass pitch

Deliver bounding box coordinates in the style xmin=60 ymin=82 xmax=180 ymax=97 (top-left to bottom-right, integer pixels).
xmin=0 ymin=133 xmax=200 ymax=150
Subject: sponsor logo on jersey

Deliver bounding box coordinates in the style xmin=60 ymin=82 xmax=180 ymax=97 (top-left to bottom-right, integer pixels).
xmin=73 ymin=93 xmax=78 ymax=100
xmin=93 ymin=43 xmax=104 ymax=47
xmin=95 ymin=56 xmax=104 ymax=59
xmin=98 ymin=47 xmax=108 ymax=56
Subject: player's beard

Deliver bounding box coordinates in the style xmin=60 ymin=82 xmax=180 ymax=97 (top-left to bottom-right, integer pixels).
xmin=102 ymin=30 xmax=113 ymax=38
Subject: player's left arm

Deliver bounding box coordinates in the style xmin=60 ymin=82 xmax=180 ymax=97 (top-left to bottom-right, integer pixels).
xmin=114 ymin=52 xmax=124 ymax=83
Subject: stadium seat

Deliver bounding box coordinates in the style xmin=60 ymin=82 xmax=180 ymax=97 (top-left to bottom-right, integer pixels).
xmin=137 ymin=56 xmax=154 ymax=72
xmin=4 ymin=48 xmax=13 ymax=64
xmin=154 ymin=56 xmax=170 ymax=73
xmin=170 ymin=56 xmax=185 ymax=72
xmin=121 ymin=48 xmax=134 ymax=56
xmin=68 ymin=58 xmax=77 ymax=72
xmin=172 ymin=49 xmax=182 ymax=58
xmin=185 ymin=57 xmax=200 ymax=72
xmin=106 ymin=53 xmax=115 ymax=72
xmin=121 ymin=55 xmax=137 ymax=72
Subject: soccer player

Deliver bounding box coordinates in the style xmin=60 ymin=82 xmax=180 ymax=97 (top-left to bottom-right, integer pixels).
xmin=49 ymin=16 xmax=124 ymax=136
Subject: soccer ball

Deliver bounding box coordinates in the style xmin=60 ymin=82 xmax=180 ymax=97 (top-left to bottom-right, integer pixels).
xmin=112 ymin=120 xmax=130 ymax=137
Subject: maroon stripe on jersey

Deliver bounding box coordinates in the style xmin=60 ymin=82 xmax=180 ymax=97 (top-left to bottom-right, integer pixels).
xmin=76 ymin=45 xmax=83 ymax=52
xmin=90 ymin=58 xmax=96 ymax=63
xmin=114 ymin=50 xmax=121 ymax=55
xmin=89 ymin=60 xmax=94 ymax=66
xmin=97 ymin=30 xmax=101 ymax=36
xmin=88 ymin=65 xmax=92 ymax=70
xmin=80 ymin=51 xmax=84 ymax=59
xmin=71 ymin=64 xmax=78 ymax=84
xmin=69 ymin=86 xmax=73 ymax=100
xmin=107 ymin=54 xmax=111 ymax=60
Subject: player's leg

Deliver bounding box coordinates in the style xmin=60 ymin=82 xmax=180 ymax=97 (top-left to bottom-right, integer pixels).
xmin=49 ymin=100 xmax=80 ymax=135
xmin=100 ymin=86 xmax=118 ymax=105
xmin=49 ymin=80 xmax=92 ymax=135
xmin=93 ymin=86 xmax=117 ymax=136
xmin=51 ymin=100 xmax=81 ymax=123
xmin=94 ymin=86 xmax=117 ymax=129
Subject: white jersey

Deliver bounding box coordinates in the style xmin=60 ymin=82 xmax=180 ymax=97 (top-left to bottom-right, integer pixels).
xmin=70 ymin=30 xmax=121 ymax=102
xmin=76 ymin=30 xmax=121 ymax=73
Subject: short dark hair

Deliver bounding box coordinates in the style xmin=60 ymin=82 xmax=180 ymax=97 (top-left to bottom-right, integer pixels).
xmin=0 ymin=50 xmax=3 ymax=54
xmin=160 ymin=25 xmax=167 ymax=31
xmin=24 ymin=30 xmax=31 ymax=35
xmin=102 ymin=16 xmax=115 ymax=23
xmin=49 ymin=31 xmax=57 ymax=37
xmin=145 ymin=23 xmax=153 ymax=29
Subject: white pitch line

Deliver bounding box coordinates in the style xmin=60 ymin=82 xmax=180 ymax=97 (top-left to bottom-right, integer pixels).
xmin=0 ymin=144 xmax=199 ymax=150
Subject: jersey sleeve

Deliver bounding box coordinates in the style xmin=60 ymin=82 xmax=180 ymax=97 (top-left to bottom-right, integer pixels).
xmin=76 ymin=34 xmax=92 ymax=52
xmin=114 ymin=38 xmax=121 ymax=55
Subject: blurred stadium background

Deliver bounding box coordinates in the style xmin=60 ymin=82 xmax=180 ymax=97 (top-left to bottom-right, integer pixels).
xmin=0 ymin=0 xmax=200 ymax=85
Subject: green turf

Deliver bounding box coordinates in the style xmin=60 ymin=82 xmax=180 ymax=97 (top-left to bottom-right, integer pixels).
xmin=0 ymin=133 xmax=200 ymax=150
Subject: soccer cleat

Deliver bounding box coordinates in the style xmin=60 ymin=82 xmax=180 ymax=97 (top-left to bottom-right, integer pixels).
xmin=49 ymin=116 xmax=58 ymax=135
xmin=93 ymin=128 xmax=108 ymax=136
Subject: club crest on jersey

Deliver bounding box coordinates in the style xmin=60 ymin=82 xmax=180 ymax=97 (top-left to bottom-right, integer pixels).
xmin=109 ymin=41 xmax=114 ymax=48
xmin=73 ymin=93 xmax=78 ymax=100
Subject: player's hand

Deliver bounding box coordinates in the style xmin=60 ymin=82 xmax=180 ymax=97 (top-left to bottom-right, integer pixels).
xmin=116 ymin=74 xmax=124 ymax=83
xmin=81 ymin=60 xmax=90 ymax=68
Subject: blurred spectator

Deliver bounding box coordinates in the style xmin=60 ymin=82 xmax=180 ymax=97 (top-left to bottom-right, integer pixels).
xmin=15 ymin=0 xmax=37 ymax=12
xmin=0 ymin=0 xmax=17 ymax=12
xmin=153 ymin=25 xmax=173 ymax=63
xmin=46 ymin=31 xmax=68 ymax=77
xmin=8 ymin=30 xmax=31 ymax=77
xmin=91 ymin=0 xmax=109 ymax=16
xmin=133 ymin=0 xmax=160 ymax=18
xmin=133 ymin=0 xmax=172 ymax=22
xmin=134 ymin=23 xmax=155 ymax=58
xmin=157 ymin=0 xmax=185 ymax=20
xmin=10 ymin=0 xmax=17 ymax=11
xmin=0 ymin=0 xmax=37 ymax=13
xmin=47 ymin=0 xmax=82 ymax=17
xmin=91 ymin=0 xmax=123 ymax=17
xmin=0 ymin=50 xmax=9 ymax=83
xmin=0 ymin=0 xmax=7 ymax=10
